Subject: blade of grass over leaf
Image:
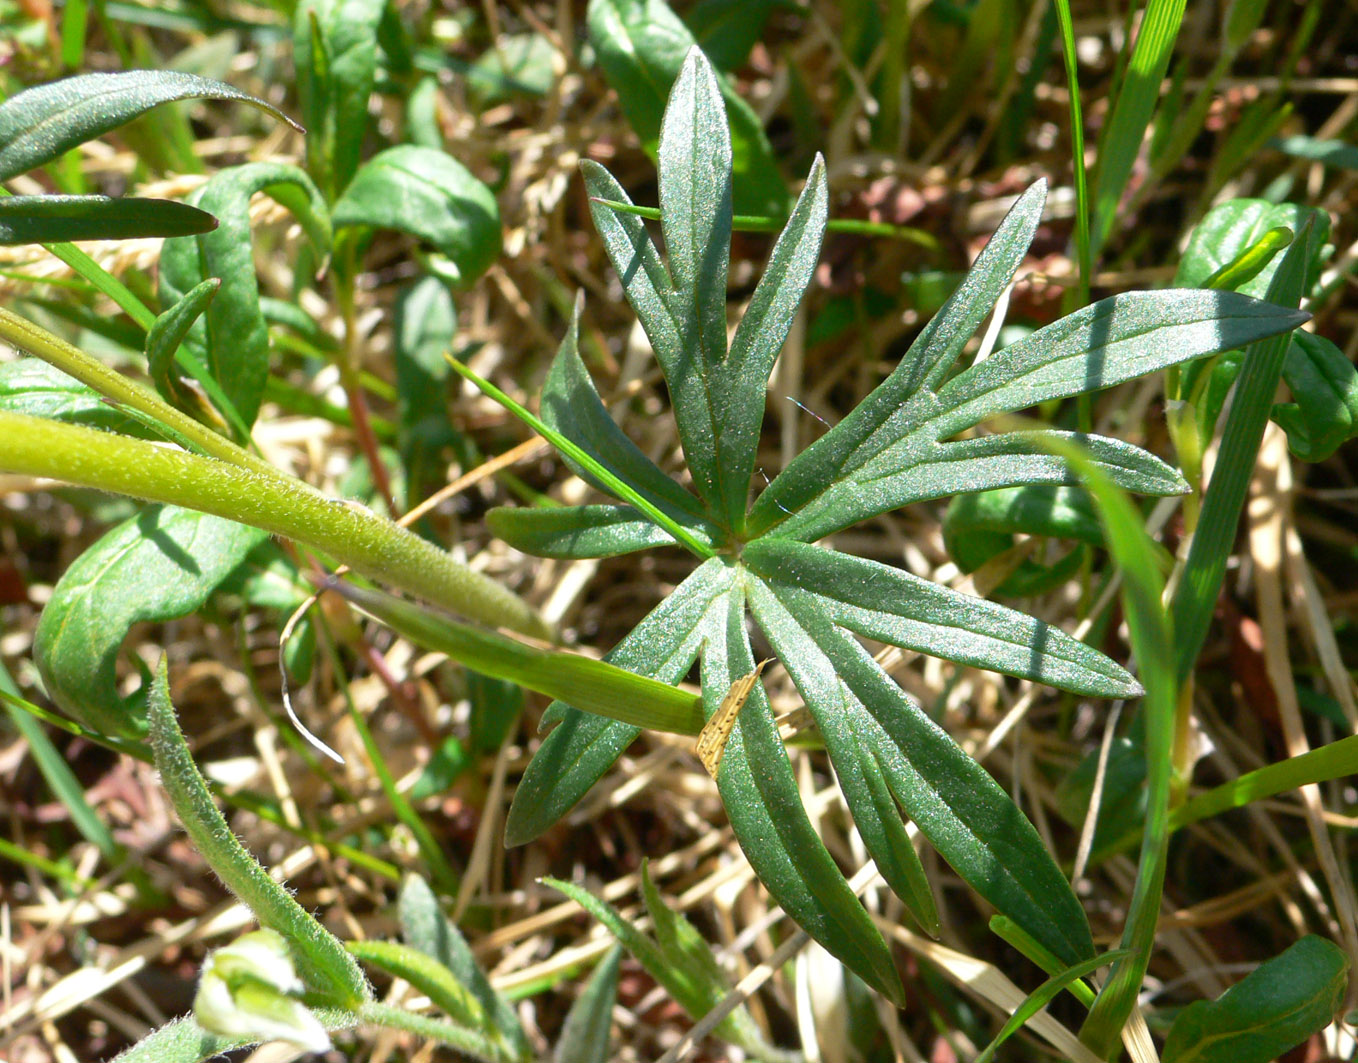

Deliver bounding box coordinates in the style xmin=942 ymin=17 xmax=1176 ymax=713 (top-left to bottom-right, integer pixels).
xmin=587 ymin=195 xmax=936 ymax=247
xmin=1026 ymin=435 xmax=1176 ymax=1056
xmin=538 ymin=295 xmax=716 ymax=531
xmin=488 ymin=504 xmax=683 ymax=559
xmin=1170 ymin=221 xmax=1316 ymax=684
xmin=749 ymin=179 xmax=1049 ymax=535
xmin=446 ymin=354 xmax=717 ymax=558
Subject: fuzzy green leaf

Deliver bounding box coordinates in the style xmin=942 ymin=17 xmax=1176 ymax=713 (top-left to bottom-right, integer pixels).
xmin=744 ymin=537 xmax=1141 ymax=698
xmin=488 ymin=504 xmax=680 ymax=559
xmin=334 ymin=145 xmax=502 ymax=286
xmin=767 ymin=429 xmax=1186 ymax=542
xmin=703 ymin=585 xmax=905 ymax=1004
xmin=504 ymin=558 xmax=735 ymax=846
xmin=0 ymin=195 xmax=217 ymax=244
xmin=159 ymin=163 xmax=331 ymax=430
xmin=1161 ymin=937 xmax=1347 ymax=1063
xmin=147 ymin=661 xmax=371 ymax=1006
xmin=587 ymin=2 xmax=787 ymax=217
xmin=347 ymin=940 xmax=489 ymax=1034
xmin=749 ymin=577 xmax=1096 ymax=968
xmin=33 ymin=506 xmax=267 ymax=738
xmin=748 ymin=180 xmax=1048 ymax=533
xmin=0 ymin=70 xmax=295 ymax=181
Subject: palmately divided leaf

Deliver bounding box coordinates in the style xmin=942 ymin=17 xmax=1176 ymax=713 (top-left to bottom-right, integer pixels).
xmin=745 ymin=577 xmax=940 ymax=935
xmin=0 ymin=71 xmax=295 ymax=182
xmin=754 ymin=578 xmax=1096 ymax=968
xmin=504 ymin=558 xmax=734 ymax=846
xmin=703 ymin=583 xmax=905 ymax=1005
xmin=744 ymin=537 xmax=1141 ymax=698
xmin=769 ymin=429 xmax=1187 ymax=542
xmin=539 ymin=295 xmax=713 ymax=530
xmin=748 ymin=180 xmax=1048 ymax=535
xmin=488 ymin=504 xmax=683 ymax=559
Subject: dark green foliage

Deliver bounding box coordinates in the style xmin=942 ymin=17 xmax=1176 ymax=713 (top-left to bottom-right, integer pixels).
xmin=1161 ymin=937 xmax=1348 ymax=1063
xmin=488 ymin=47 xmax=1307 ymax=998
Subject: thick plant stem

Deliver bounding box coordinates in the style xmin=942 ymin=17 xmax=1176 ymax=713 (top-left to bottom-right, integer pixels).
xmin=0 ymin=410 xmax=550 ymax=638
xmin=0 ymin=306 xmax=273 ymax=475
xmin=147 ymin=660 xmax=371 ymax=1006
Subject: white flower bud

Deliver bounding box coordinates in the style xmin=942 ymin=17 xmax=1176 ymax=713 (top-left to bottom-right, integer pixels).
xmin=194 ymin=929 xmax=331 ymax=1054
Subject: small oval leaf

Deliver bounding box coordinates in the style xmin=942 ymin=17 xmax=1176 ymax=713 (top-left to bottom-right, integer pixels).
xmin=333 ymin=145 xmax=501 ymax=285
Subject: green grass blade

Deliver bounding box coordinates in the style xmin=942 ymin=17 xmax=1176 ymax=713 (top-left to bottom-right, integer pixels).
xmin=1090 ymin=0 xmax=1187 ymax=259
xmin=1052 ymin=0 xmax=1090 ymax=299
xmin=974 ymin=950 xmax=1133 ymax=1063
xmin=1029 ymin=438 xmax=1176 ymax=1056
xmin=1171 ymin=221 xmax=1315 ymax=683
xmin=446 ymin=355 xmax=716 ymax=558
